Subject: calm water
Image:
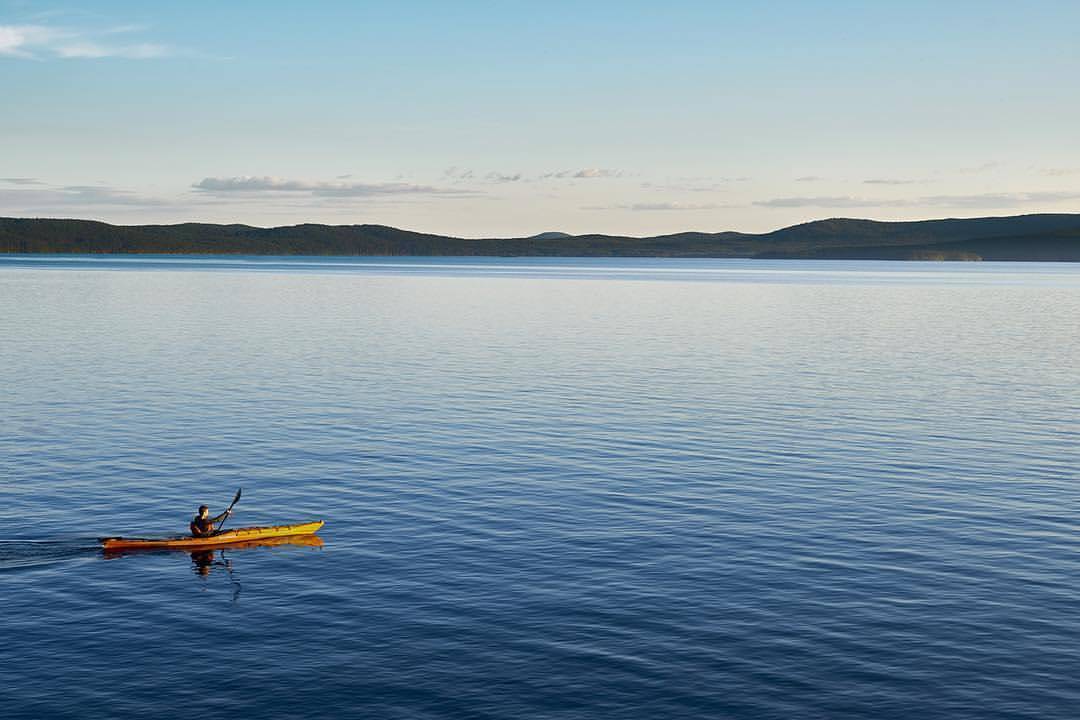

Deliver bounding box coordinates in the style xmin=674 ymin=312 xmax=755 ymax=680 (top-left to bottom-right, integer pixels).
xmin=2 ymin=256 xmax=1079 ymax=719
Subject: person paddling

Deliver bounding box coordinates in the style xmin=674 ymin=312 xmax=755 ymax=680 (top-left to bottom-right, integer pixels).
xmin=190 ymin=504 xmax=233 ymax=538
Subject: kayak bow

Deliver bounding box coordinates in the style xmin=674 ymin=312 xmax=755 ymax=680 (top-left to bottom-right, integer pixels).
xmin=100 ymin=521 xmax=325 ymax=551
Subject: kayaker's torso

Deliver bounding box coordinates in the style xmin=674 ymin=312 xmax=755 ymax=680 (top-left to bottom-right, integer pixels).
xmin=190 ymin=511 xmax=228 ymax=537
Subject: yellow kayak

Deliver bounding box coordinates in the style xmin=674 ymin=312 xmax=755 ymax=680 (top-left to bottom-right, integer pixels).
xmin=100 ymin=521 xmax=325 ymax=551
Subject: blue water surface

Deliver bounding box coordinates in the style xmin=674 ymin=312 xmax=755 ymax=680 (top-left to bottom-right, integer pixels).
xmin=2 ymin=256 xmax=1079 ymax=719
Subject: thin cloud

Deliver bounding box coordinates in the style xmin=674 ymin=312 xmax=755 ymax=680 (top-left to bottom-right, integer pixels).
xmin=794 ymin=176 xmax=825 ymax=182
xmin=56 ymin=41 xmax=166 ymax=59
xmin=755 ymin=196 xmax=899 ymax=208
xmin=1041 ymin=168 xmax=1080 ymax=177
xmin=443 ymin=166 xmax=474 ymax=181
xmin=1 ymin=177 xmax=44 ymax=185
xmin=101 ymin=24 xmax=151 ymax=36
xmin=444 ymin=167 xmax=623 ymax=183
xmin=193 ymin=175 xmax=471 ymax=198
xmin=544 ymin=168 xmax=623 ymax=179
xmin=0 ymin=23 xmax=169 ymax=59
xmin=642 ymin=177 xmax=749 ymax=192
xmin=628 ymin=202 xmax=723 ymax=211
xmin=485 ymin=172 xmax=523 ymax=183
xmin=958 ymin=162 xmax=999 ymax=175
xmin=0 ymin=184 xmax=171 ymax=209
xmin=60 ymin=185 xmax=172 ymax=205
xmin=755 ymin=191 xmax=1080 ymax=209
xmin=920 ymin=191 xmax=1080 ymax=208
xmin=863 ymin=178 xmax=921 ymax=185
xmin=584 ymin=201 xmax=732 ymax=211
xmin=574 ymin=168 xmax=620 ymax=179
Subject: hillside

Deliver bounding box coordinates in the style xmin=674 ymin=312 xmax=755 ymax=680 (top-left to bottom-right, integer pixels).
xmin=2 ymin=213 xmax=1080 ymax=260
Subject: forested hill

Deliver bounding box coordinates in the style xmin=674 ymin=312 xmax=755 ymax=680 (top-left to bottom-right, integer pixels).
xmin=3 ymin=213 xmax=1080 ymax=260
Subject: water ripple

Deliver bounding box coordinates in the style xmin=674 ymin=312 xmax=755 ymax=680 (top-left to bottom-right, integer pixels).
xmin=2 ymin=258 xmax=1079 ymax=719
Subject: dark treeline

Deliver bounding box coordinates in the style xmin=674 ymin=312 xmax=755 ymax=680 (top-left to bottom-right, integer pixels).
xmin=3 ymin=213 xmax=1080 ymax=260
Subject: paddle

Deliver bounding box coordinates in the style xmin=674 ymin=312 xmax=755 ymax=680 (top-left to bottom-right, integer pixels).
xmin=214 ymin=488 xmax=242 ymax=535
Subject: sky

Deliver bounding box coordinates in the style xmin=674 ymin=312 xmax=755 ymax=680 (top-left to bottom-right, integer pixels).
xmin=1 ymin=0 xmax=1079 ymax=237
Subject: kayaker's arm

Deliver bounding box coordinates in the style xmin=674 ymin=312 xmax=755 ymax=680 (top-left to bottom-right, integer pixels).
xmin=210 ymin=510 xmax=232 ymax=525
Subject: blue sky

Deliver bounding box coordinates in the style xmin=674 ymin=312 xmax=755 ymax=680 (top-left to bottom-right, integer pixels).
xmin=2 ymin=0 xmax=1079 ymax=236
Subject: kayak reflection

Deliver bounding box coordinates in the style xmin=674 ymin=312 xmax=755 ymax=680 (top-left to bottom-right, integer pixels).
xmin=190 ymin=548 xmax=220 ymax=577
xmin=102 ymin=533 xmax=323 ymax=602
xmin=103 ymin=533 xmax=325 ymax=563
xmin=190 ymin=535 xmax=324 ymax=576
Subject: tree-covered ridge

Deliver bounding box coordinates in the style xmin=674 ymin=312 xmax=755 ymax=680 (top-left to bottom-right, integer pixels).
xmin=3 ymin=213 xmax=1080 ymax=260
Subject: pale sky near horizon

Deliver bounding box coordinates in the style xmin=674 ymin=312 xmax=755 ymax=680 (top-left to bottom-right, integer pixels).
xmin=2 ymin=0 xmax=1079 ymax=237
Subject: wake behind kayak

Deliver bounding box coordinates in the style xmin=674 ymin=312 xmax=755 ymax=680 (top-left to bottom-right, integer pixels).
xmin=0 ymin=539 xmax=102 ymax=572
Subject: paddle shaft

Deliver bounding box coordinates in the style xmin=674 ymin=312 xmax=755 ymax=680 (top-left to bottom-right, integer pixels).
xmin=214 ymin=488 xmax=242 ymax=534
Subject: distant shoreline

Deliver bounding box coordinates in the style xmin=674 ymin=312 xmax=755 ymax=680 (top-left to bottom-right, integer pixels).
xmin=0 ymin=251 xmax=991 ymax=262
xmin=3 ymin=213 xmax=1080 ymax=261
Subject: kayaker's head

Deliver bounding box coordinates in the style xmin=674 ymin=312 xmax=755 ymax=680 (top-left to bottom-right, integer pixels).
xmin=198 ymin=505 xmax=209 ymax=518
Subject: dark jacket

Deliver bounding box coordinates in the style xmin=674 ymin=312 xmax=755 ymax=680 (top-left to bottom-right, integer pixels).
xmin=190 ymin=511 xmax=229 ymax=538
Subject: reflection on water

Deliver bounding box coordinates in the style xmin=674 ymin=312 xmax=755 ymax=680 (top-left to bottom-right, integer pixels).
xmin=191 ymin=548 xmax=227 ymax=576
xmin=4 ymin=258 xmax=1080 ymax=719
xmin=100 ymin=534 xmax=324 ymax=603
xmin=190 ymin=548 xmax=240 ymax=601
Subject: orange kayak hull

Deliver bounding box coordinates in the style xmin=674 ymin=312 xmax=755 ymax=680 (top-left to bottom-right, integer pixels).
xmin=100 ymin=521 xmax=325 ymax=551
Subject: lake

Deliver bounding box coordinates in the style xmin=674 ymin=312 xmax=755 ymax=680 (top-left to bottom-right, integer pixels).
xmin=2 ymin=256 xmax=1079 ymax=719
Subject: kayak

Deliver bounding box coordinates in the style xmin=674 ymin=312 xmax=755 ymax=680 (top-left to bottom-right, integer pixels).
xmin=103 ymin=532 xmax=324 ymax=558
xmin=100 ymin=521 xmax=325 ymax=551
